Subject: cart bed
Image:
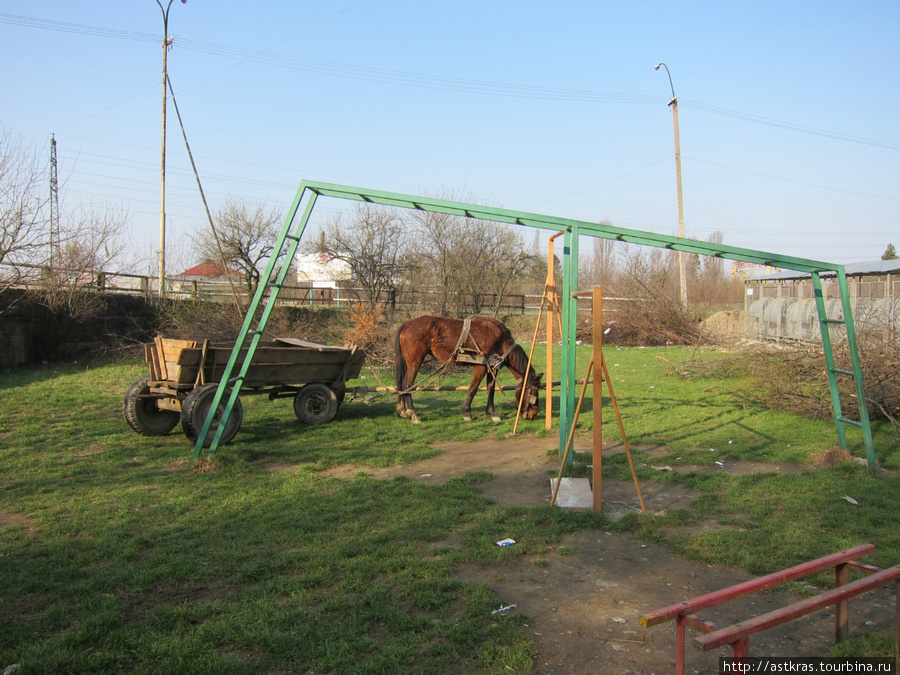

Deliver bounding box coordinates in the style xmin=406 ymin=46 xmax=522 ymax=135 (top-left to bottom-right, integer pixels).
xmin=146 ymin=336 xmax=365 ymax=390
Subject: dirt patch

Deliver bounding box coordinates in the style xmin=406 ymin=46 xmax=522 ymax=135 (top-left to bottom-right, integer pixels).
xmin=321 ymin=436 xmax=893 ymax=673
xmin=0 ymin=509 xmax=38 ymax=532
xmin=636 ymin=445 xmax=806 ymax=480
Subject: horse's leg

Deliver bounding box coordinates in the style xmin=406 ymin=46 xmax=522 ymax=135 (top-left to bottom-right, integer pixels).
xmin=400 ymin=360 xmax=422 ymax=424
xmin=396 ymin=370 xmax=413 ymax=419
xmin=485 ymin=370 xmax=501 ymax=423
xmin=396 ymin=342 xmax=424 ymax=424
xmin=462 ymin=366 xmax=486 ymax=422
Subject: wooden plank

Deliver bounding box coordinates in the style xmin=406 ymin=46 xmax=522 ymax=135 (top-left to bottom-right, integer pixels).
xmin=835 ymin=563 xmax=850 ymax=642
xmin=695 ymin=564 xmax=900 ymax=651
xmin=639 ymin=544 xmax=876 ymax=628
xmin=159 ymin=338 xmax=196 ymax=384
xmin=255 ymin=353 xmax=353 ymax=367
xmin=274 ymin=337 xmax=346 ymax=351
xmin=161 ymin=338 xmax=197 ymax=352
xmin=143 ymin=343 xmax=158 ymax=381
xmin=349 ymin=383 xmax=547 ymax=394
xmin=176 ymin=349 xmax=203 ymax=366
xmin=154 ymin=336 xmax=168 ymax=381
xmin=240 ymin=363 xmax=348 ymax=385
xmin=344 ymin=349 xmax=366 ymax=380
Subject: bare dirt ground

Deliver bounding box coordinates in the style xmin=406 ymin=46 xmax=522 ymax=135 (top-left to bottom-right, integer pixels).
xmin=326 ymin=435 xmax=895 ymax=674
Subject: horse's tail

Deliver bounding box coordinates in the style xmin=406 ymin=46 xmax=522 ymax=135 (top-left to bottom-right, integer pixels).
xmin=394 ymin=325 xmax=407 ymax=392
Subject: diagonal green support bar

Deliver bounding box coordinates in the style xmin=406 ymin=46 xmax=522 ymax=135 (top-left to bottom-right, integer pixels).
xmin=191 ymin=187 xmax=318 ymax=461
xmin=189 ymin=180 xmax=879 ymax=470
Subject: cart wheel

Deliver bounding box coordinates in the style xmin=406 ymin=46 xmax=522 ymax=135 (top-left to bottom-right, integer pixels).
xmin=293 ymin=383 xmax=339 ymax=424
xmin=124 ymin=376 xmax=180 ymax=436
xmin=181 ymin=383 xmax=243 ymax=447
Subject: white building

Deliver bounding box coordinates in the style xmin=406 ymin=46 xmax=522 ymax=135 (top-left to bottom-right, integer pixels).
xmin=293 ymin=253 xmax=350 ymax=289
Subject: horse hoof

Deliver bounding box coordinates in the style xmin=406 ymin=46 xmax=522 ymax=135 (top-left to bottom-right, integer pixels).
xmin=411 ymin=414 xmax=421 ymax=424
xmin=462 ymin=415 xmax=472 ymax=422
xmin=491 ymin=416 xmax=502 ymax=423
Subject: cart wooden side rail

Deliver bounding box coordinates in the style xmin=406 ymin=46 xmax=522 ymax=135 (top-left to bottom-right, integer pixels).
xmin=639 ymin=544 xmax=900 ymax=673
xmin=145 ymin=336 xmax=363 ymax=391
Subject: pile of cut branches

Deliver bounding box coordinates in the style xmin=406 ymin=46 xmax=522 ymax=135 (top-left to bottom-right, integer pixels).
xmin=676 ymin=336 xmax=899 ymax=429
xmin=604 ymin=294 xmax=701 ymax=346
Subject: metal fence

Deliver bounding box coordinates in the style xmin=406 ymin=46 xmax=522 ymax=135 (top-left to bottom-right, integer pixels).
xmin=1 ymin=263 xmax=533 ymax=315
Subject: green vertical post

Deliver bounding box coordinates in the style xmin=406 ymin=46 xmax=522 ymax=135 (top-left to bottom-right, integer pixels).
xmin=558 ymin=227 xmax=578 ymax=464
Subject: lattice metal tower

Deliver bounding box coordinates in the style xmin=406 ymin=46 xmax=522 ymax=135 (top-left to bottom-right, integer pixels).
xmin=49 ymin=134 xmax=60 ymax=268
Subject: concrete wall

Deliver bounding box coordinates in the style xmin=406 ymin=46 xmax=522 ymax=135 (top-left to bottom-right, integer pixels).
xmin=0 ymin=290 xmax=160 ymax=368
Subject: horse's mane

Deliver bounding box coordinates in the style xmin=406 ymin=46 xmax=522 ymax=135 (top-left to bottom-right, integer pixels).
xmin=506 ymin=343 xmax=534 ymax=382
xmin=474 ymin=317 xmax=533 ymax=382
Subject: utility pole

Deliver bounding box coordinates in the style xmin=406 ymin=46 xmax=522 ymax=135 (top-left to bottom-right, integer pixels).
xmin=49 ymin=134 xmax=60 ymax=270
xmin=655 ymin=63 xmax=688 ymax=308
xmin=155 ymin=0 xmax=187 ymax=297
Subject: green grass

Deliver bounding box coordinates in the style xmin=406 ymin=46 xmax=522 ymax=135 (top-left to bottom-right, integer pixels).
xmin=1 ymin=344 xmax=898 ymax=670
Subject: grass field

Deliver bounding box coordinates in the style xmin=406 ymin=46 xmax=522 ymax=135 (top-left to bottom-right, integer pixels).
xmin=1 ymin=344 xmax=898 ymax=671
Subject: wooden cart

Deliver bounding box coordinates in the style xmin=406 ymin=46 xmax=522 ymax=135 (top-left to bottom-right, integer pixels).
xmin=124 ymin=336 xmax=366 ymax=446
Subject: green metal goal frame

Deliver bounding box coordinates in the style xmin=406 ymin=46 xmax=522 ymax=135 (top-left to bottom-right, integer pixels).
xmin=191 ymin=180 xmax=877 ymax=470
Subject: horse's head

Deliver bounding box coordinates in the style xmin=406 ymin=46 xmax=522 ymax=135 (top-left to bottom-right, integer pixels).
xmin=518 ymin=372 xmax=543 ymax=420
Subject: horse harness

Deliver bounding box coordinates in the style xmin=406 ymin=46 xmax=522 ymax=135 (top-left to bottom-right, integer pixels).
xmin=450 ymin=318 xmax=517 ymax=373
xmin=451 ymin=320 xmax=538 ymax=410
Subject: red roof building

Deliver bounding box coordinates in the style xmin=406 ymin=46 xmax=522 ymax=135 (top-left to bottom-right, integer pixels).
xmin=177 ymin=260 xmax=242 ymax=279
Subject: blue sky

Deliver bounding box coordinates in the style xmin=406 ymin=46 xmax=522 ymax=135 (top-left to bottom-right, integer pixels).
xmin=2 ymin=1 xmax=898 ymax=272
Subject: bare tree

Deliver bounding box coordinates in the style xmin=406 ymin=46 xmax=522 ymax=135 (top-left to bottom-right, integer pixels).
xmin=700 ymin=231 xmax=725 ymax=280
xmin=455 ymin=221 xmax=533 ymax=316
xmin=406 ymin=208 xmax=464 ymax=315
xmin=193 ymin=197 xmax=283 ymax=298
xmin=580 ymin=224 xmax=620 ymax=292
xmin=0 ymin=130 xmax=49 ymax=302
xmin=408 ymin=199 xmax=534 ymax=318
xmin=28 ymin=204 xmax=131 ymax=358
xmin=311 ymin=202 xmax=414 ymax=310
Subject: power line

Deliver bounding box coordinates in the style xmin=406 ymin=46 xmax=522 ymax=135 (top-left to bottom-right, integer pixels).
xmin=5 ymin=11 xmax=896 ymax=149
xmin=684 ymin=156 xmax=900 ymax=202
xmin=680 ymin=99 xmax=900 ymax=152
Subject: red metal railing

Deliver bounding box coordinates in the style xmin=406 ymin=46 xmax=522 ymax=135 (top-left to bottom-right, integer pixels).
xmin=640 ymin=544 xmax=900 ymax=673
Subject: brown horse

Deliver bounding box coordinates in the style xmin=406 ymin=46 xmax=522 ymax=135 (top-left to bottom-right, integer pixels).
xmin=394 ymin=315 xmax=542 ymax=424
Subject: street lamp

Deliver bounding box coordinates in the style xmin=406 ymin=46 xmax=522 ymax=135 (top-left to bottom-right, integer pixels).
xmin=155 ymin=0 xmax=187 ymax=297
xmin=654 ymin=62 xmax=688 ymax=308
